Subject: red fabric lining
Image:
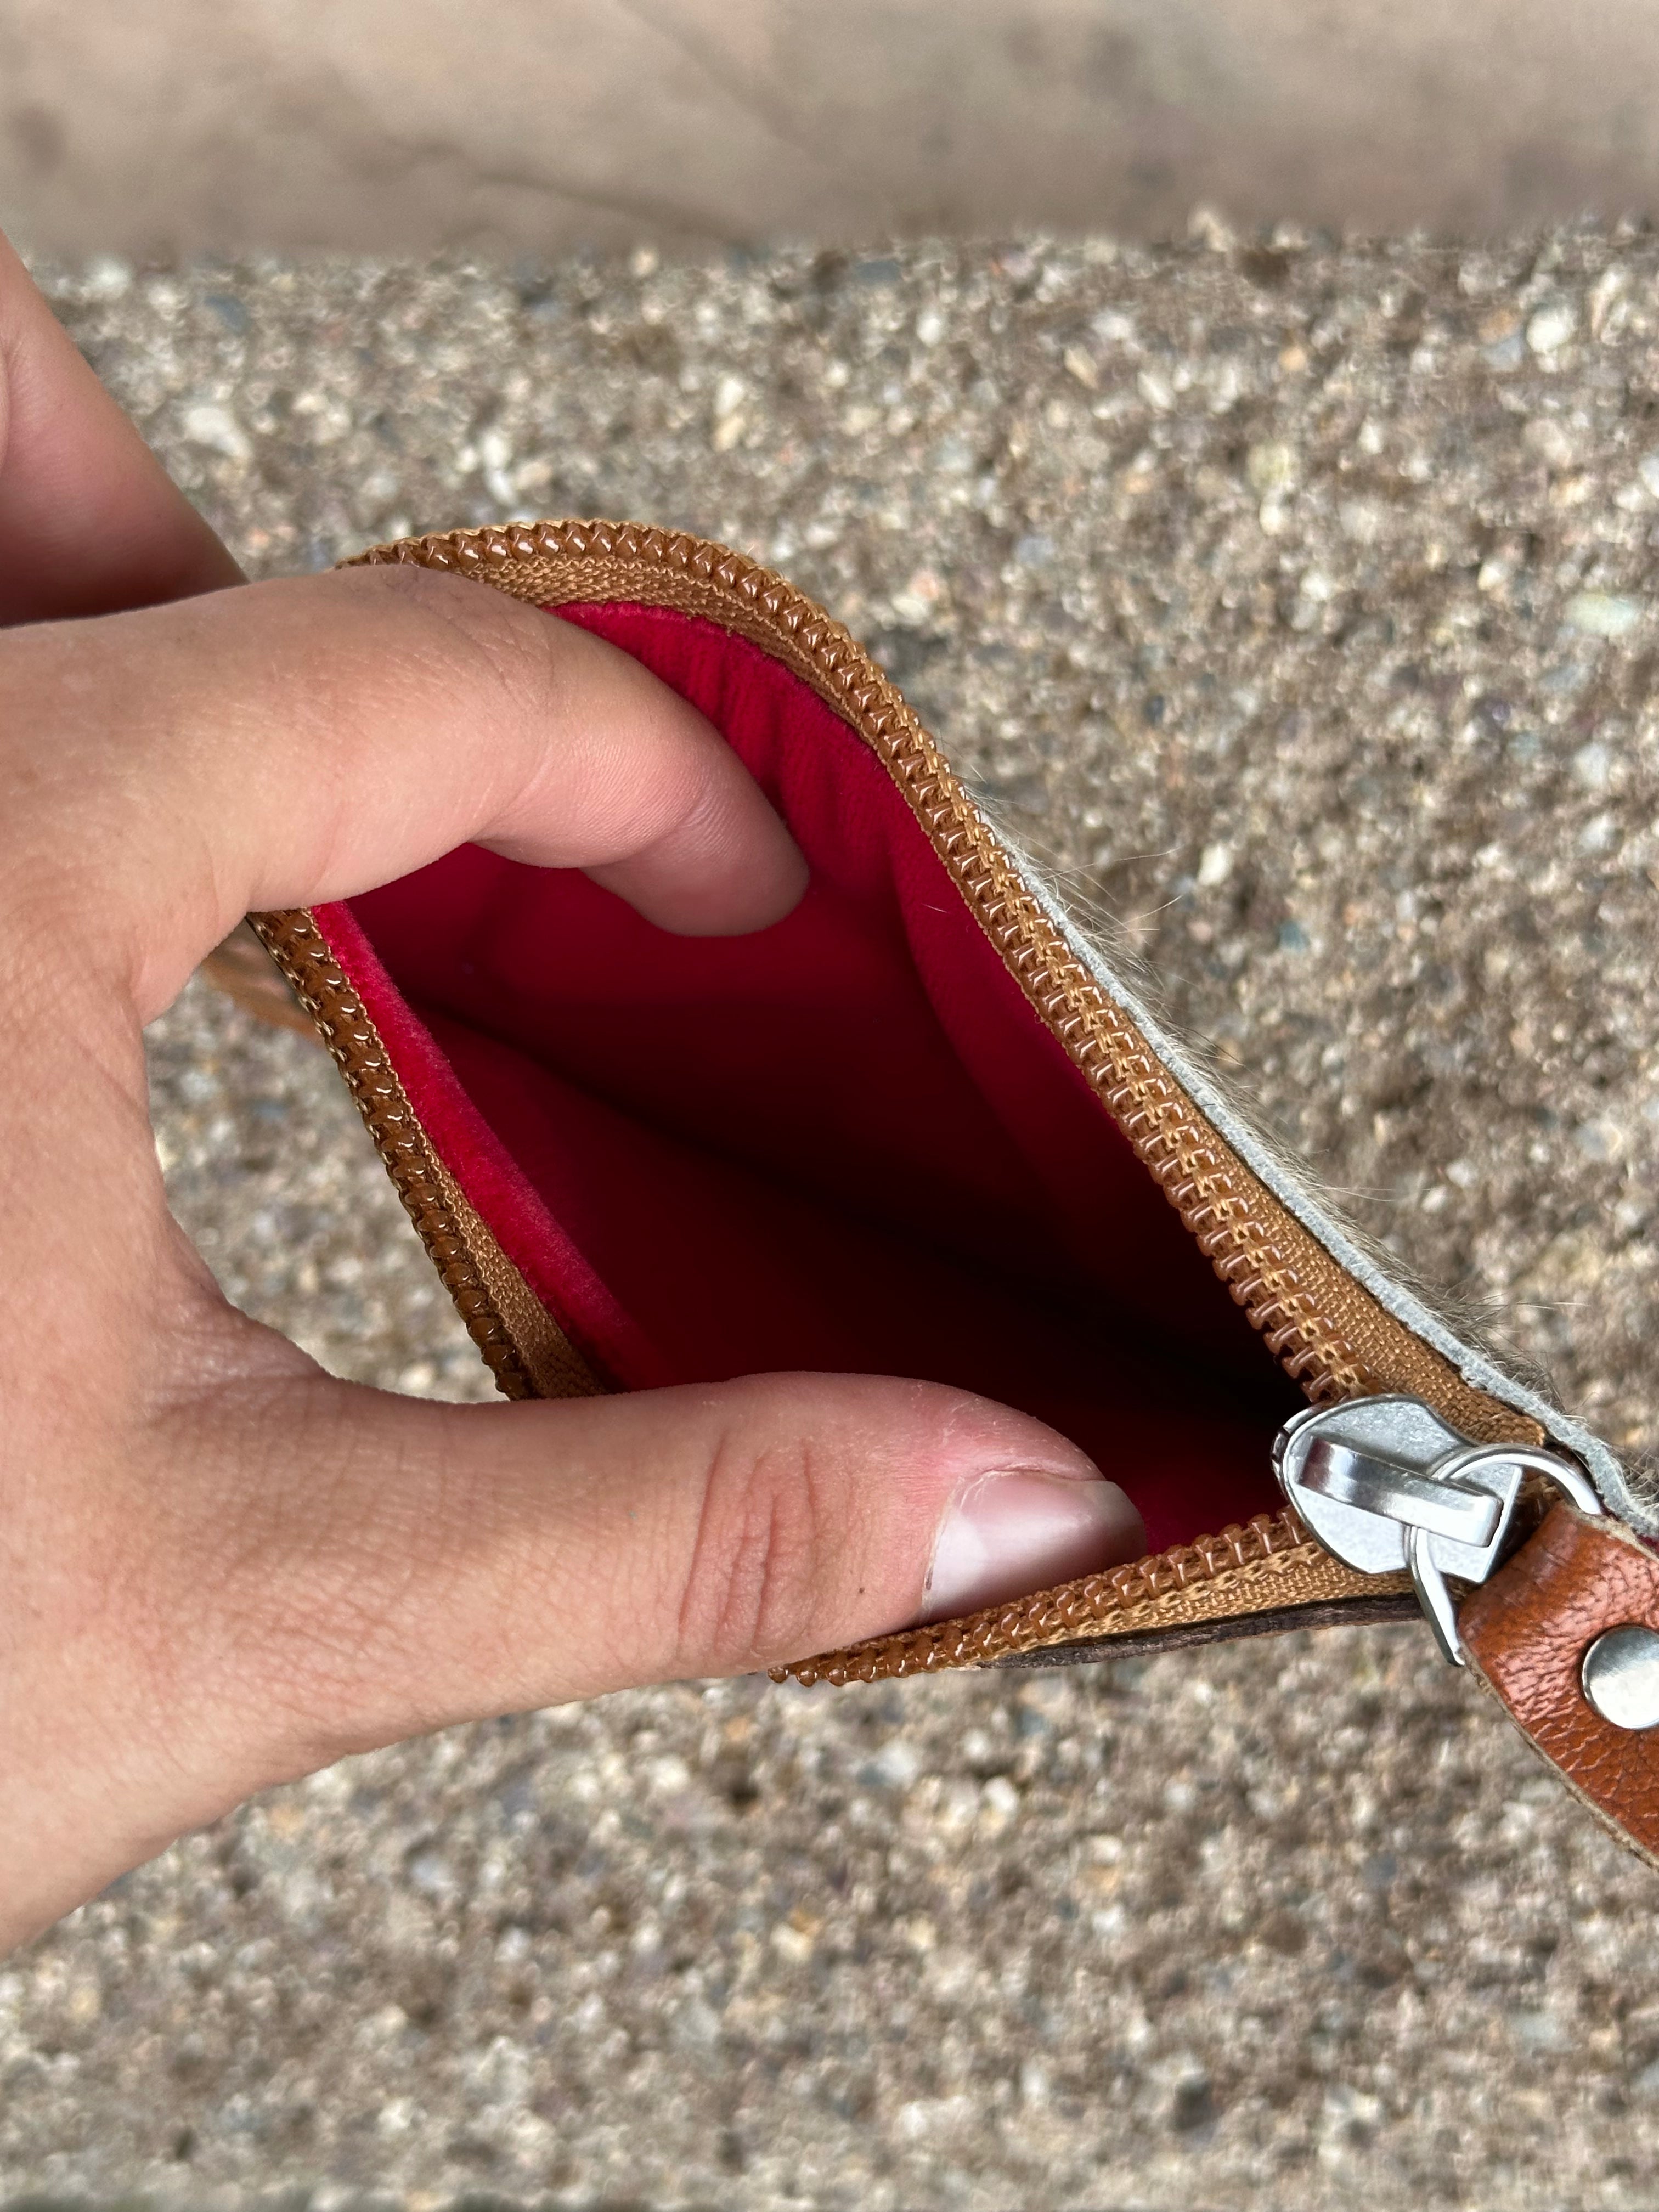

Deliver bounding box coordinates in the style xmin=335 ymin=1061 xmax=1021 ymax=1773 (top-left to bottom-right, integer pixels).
xmin=327 ymin=602 xmax=1299 ymax=1549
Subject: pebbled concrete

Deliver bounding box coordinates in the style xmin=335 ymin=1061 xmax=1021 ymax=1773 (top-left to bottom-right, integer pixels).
xmin=5 ymin=222 xmax=1659 ymax=2207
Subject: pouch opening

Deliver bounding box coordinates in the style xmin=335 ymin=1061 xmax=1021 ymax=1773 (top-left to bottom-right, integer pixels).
xmin=324 ymin=601 xmax=1302 ymax=1550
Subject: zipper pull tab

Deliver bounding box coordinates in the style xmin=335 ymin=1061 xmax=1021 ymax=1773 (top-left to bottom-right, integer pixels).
xmin=1274 ymin=1395 xmax=1603 ymax=1666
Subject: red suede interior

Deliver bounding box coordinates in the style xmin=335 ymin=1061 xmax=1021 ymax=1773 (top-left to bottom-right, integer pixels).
xmin=326 ymin=602 xmax=1301 ymax=1550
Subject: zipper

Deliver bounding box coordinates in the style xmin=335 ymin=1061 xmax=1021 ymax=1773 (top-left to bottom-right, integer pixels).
xmin=336 ymin=523 xmax=1542 ymax=1429
xmin=249 ymin=904 xmax=605 ymax=1404
xmin=252 ymin=519 xmax=1619 ymax=1678
xmin=780 ymin=1392 xmax=1604 ymax=1685
xmin=1273 ymin=1393 xmax=1602 ymax=1666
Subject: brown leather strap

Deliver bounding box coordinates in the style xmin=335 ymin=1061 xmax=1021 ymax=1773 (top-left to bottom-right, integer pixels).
xmin=1462 ymin=1504 xmax=1659 ymax=1866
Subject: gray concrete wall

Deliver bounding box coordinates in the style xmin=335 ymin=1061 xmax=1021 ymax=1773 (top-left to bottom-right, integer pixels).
xmin=2 ymin=0 xmax=1657 ymax=256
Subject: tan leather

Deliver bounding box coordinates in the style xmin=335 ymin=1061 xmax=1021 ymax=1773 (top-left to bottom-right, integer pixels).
xmin=201 ymin=922 xmax=318 ymax=1036
xmin=1463 ymin=1504 xmax=1659 ymax=1866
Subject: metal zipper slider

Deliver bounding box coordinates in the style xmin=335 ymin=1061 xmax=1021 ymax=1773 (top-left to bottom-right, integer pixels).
xmin=1274 ymin=1395 xmax=1604 ymax=1666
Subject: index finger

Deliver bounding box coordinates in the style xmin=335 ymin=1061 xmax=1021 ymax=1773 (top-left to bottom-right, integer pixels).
xmin=1 ymin=563 xmax=808 ymax=1019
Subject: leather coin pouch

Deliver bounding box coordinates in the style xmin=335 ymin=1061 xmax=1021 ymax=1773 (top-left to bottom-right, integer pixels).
xmin=249 ymin=520 xmax=1659 ymax=1867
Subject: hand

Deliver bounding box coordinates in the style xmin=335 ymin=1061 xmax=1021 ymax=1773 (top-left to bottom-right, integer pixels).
xmin=0 ymin=234 xmax=1144 ymax=1952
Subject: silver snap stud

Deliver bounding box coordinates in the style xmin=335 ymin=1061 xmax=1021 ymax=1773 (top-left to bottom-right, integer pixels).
xmin=1581 ymin=1623 xmax=1659 ymax=1730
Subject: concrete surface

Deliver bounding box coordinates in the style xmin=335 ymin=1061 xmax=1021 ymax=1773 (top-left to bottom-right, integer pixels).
xmin=5 ymin=0 xmax=1659 ymax=258
xmin=5 ymin=222 xmax=1659 ymax=2204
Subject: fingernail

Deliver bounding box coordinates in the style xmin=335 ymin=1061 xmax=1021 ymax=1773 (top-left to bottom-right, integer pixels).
xmin=917 ymin=1469 xmax=1146 ymax=1624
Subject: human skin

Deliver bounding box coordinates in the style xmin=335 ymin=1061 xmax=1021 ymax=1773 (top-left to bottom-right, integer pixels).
xmin=0 ymin=230 xmax=1144 ymax=1951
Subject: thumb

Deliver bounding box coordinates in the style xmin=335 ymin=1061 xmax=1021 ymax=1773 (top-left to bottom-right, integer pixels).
xmin=195 ymin=1366 xmax=1144 ymax=1778
xmin=7 ymin=1358 xmax=1147 ymax=1947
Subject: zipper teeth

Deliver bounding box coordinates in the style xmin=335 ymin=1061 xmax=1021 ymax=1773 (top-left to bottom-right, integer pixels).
xmin=247 ymin=907 xmax=545 ymax=1401
xmin=346 ymin=517 xmax=1530 ymax=1439
xmin=776 ymin=1506 xmax=1413 ymax=1685
xmin=257 ymin=515 xmax=1542 ymax=1683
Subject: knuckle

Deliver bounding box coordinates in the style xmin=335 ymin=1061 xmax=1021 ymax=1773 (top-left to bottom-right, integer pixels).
xmin=675 ymin=1425 xmax=848 ymax=1674
xmin=353 ymin=562 xmax=555 ymax=713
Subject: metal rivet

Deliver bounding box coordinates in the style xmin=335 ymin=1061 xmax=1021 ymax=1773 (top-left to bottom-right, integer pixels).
xmin=1581 ymin=1624 xmax=1659 ymax=1730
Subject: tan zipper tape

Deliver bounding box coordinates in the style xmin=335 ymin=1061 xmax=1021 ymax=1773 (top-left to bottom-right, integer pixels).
xmin=249 ymin=906 xmax=602 ymax=1402
xmin=781 ymin=1513 xmax=1413 ymax=1683
xmin=251 ymin=517 xmax=1539 ymax=1673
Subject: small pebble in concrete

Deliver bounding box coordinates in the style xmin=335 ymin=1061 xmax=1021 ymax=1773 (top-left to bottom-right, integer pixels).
xmin=1564 ymin=589 xmax=1644 ymax=639
xmin=1526 ymin=300 xmax=1578 ymax=354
